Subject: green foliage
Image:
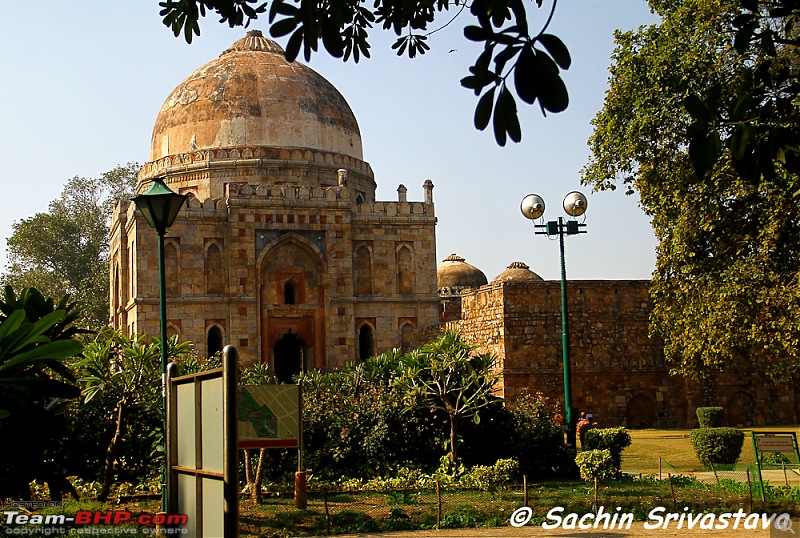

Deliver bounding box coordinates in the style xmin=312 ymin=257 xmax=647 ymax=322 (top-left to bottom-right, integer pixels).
xmin=685 ymin=1 xmax=800 ymax=183
xmin=394 ymin=331 xmax=500 ymax=463
xmin=2 ymin=164 xmax=138 ymax=330
xmin=583 ymin=427 xmax=631 ymax=472
xmin=575 ymin=449 xmax=615 ymax=482
xmin=299 ymin=350 xmax=445 ymax=481
xmin=582 ymin=0 xmax=800 ymax=384
xmin=504 ymin=390 xmax=577 ymax=479
xmin=0 ymin=287 xmax=84 ymax=499
xmin=457 ymin=458 xmax=519 ymax=491
xmin=690 ymin=427 xmax=745 ymax=465
xmin=696 ymin=406 xmax=725 ymax=428
xmin=73 ymin=329 xmax=193 ymax=500
xmin=158 ymin=1 xmax=571 ymax=146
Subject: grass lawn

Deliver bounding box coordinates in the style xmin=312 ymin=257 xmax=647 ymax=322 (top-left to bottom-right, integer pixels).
xmin=621 ymin=426 xmax=800 ymax=475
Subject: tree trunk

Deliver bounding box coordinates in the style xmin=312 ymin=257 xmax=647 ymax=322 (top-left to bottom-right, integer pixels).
xmin=251 ymin=448 xmax=267 ymax=503
xmin=243 ymin=450 xmax=253 ymax=491
xmin=449 ymin=414 xmax=459 ymax=462
xmin=98 ymin=399 xmax=127 ymax=502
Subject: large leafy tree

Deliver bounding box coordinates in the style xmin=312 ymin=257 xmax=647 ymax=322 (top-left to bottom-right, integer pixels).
xmin=3 ymin=164 xmax=138 ymax=329
xmin=685 ymin=0 xmax=800 ymax=183
xmin=394 ymin=331 xmax=499 ymax=463
xmin=582 ymin=0 xmax=800 ymax=383
xmin=157 ymin=0 xmax=571 ymax=146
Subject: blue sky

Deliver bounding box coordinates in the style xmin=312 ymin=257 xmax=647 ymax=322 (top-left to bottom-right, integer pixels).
xmin=0 ymin=1 xmax=658 ymax=282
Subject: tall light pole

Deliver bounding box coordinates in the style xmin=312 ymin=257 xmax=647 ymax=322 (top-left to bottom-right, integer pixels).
xmin=520 ymin=191 xmax=588 ymax=450
xmin=132 ymin=177 xmax=187 ymax=510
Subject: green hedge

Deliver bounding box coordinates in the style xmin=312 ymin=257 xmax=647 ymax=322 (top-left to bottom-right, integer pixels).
xmin=583 ymin=427 xmax=631 ymax=472
xmin=695 ymin=407 xmax=724 ymax=428
xmin=690 ymin=427 xmax=744 ymax=465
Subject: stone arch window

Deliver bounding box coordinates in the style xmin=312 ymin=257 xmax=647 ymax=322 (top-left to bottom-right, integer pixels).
xmin=165 ymin=239 xmax=180 ymax=296
xmin=167 ymin=324 xmax=180 ymax=339
xmin=205 ymin=242 xmax=224 ymax=294
xmin=284 ymin=279 xmax=298 ymax=305
xmin=207 ymin=324 xmax=224 ymax=358
xmin=354 ymin=245 xmax=372 ymax=295
xmin=396 ymin=244 xmax=415 ymax=295
xmin=355 ymin=194 xmax=364 ymax=206
xmin=358 ymin=323 xmax=375 ymax=362
xmin=400 ymin=322 xmax=416 ymax=354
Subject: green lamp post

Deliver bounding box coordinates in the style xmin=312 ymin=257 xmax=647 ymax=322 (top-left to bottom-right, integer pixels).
xmin=520 ymin=191 xmax=588 ymax=450
xmin=132 ymin=177 xmax=187 ymax=510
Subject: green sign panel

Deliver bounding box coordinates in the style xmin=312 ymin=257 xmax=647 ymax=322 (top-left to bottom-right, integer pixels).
xmin=238 ymin=385 xmax=301 ymax=449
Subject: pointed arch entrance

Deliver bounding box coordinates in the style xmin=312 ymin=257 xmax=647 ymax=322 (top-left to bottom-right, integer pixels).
xmin=259 ymin=234 xmax=327 ymax=374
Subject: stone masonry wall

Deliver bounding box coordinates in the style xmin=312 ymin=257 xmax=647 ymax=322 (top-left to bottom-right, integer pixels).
xmin=450 ymin=280 xmax=799 ymax=428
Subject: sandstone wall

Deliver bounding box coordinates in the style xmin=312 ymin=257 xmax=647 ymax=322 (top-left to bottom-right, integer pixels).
xmin=450 ymin=280 xmax=799 ymax=428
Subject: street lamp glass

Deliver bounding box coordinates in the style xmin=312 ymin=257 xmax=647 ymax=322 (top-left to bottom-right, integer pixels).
xmin=132 ymin=179 xmax=187 ymax=233
xmin=562 ymin=191 xmax=588 ymax=217
xmin=520 ymin=194 xmax=546 ymax=220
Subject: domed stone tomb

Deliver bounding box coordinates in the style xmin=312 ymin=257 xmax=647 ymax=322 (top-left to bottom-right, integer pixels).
xmin=110 ymin=33 xmax=439 ymax=372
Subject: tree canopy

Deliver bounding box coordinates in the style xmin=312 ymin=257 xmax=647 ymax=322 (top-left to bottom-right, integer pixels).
xmin=2 ymin=164 xmax=138 ymax=329
xmin=157 ymin=0 xmax=571 ymax=146
xmin=394 ymin=331 xmax=499 ymax=463
xmin=582 ymin=0 xmax=800 ymax=383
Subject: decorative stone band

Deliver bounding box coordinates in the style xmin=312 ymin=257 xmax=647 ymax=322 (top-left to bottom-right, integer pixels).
xmin=138 ymin=146 xmax=374 ymax=182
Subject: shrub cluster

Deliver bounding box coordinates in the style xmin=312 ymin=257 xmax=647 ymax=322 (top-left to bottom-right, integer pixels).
xmin=695 ymin=406 xmax=725 ymax=428
xmin=583 ymin=427 xmax=631 ymax=473
xmin=575 ymin=449 xmax=615 ymax=482
xmin=689 ymin=427 xmax=745 ymax=465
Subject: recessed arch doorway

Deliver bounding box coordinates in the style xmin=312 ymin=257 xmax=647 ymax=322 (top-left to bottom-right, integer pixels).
xmin=274 ymin=330 xmax=305 ymax=383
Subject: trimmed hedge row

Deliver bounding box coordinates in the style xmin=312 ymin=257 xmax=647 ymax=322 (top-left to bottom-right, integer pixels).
xmin=690 ymin=427 xmax=745 ymax=465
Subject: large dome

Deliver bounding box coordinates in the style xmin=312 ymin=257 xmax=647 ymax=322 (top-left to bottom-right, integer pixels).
xmin=437 ymin=254 xmax=488 ymax=291
xmin=149 ymin=31 xmax=363 ymax=162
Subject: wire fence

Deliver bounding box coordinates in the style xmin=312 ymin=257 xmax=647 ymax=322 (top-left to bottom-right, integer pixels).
xmin=238 ymin=468 xmax=800 ymax=537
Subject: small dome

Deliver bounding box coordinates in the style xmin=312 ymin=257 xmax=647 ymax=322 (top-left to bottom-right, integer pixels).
xmin=493 ymin=261 xmax=543 ymax=283
xmin=149 ymin=30 xmax=363 ymax=162
xmin=437 ymin=254 xmax=488 ymax=290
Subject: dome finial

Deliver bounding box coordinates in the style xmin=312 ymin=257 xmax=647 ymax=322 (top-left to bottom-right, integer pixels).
xmin=222 ymin=31 xmax=285 ymax=55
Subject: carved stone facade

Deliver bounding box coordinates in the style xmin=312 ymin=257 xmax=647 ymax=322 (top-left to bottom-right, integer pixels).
xmin=109 ymin=32 xmax=439 ymax=379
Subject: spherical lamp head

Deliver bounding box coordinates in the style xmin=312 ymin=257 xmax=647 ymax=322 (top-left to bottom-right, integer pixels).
xmin=563 ymin=191 xmax=588 ymax=217
xmin=520 ymin=194 xmax=546 ymax=220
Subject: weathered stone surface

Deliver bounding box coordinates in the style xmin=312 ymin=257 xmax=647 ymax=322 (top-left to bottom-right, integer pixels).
xmin=444 ymin=280 xmax=799 ymax=428
xmin=110 ymin=34 xmax=439 ymax=381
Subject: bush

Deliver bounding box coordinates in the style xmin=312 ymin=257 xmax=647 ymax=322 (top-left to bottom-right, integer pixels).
xmin=502 ymin=390 xmax=578 ymax=479
xmin=575 ymin=449 xmax=616 ymax=482
xmin=458 ymin=458 xmax=519 ymax=490
xmin=583 ymin=427 xmax=631 ymax=472
xmin=696 ymin=407 xmax=725 ymax=428
xmin=690 ymin=427 xmax=744 ymax=465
